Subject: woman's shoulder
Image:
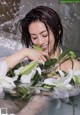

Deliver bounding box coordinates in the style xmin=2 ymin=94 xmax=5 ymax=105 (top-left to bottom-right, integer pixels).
xmin=60 ymin=58 xmax=80 ymax=73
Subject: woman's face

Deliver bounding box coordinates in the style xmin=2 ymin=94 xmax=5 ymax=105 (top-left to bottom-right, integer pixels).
xmin=29 ymin=21 xmax=55 ymax=56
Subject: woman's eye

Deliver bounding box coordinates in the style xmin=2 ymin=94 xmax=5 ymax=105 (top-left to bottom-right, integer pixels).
xmin=31 ymin=37 xmax=37 ymax=40
xmin=43 ymin=34 xmax=48 ymax=37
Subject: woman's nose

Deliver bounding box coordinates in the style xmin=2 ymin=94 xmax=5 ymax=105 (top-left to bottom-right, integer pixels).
xmin=38 ymin=37 xmax=44 ymax=45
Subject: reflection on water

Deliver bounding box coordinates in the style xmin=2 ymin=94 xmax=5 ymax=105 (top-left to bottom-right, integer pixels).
xmin=34 ymin=94 xmax=80 ymax=115
xmin=0 ymin=94 xmax=27 ymax=114
xmin=51 ymin=94 xmax=80 ymax=115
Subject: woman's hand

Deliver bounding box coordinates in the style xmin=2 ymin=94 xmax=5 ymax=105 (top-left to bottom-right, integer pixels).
xmin=26 ymin=48 xmax=48 ymax=64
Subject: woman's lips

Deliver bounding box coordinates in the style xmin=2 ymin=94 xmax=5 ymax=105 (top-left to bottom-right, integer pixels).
xmin=41 ymin=45 xmax=48 ymax=51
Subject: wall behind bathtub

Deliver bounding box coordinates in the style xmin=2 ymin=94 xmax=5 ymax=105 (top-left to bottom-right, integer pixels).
xmin=0 ymin=0 xmax=80 ymax=57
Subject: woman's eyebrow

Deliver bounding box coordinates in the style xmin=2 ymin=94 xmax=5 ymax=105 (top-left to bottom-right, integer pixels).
xmin=40 ymin=30 xmax=47 ymax=34
xmin=30 ymin=30 xmax=47 ymax=35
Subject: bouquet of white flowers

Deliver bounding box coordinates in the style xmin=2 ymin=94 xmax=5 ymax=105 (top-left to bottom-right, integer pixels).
xmin=0 ymin=49 xmax=80 ymax=100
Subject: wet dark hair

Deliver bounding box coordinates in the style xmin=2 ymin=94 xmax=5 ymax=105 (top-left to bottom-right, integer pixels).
xmin=19 ymin=5 xmax=63 ymax=51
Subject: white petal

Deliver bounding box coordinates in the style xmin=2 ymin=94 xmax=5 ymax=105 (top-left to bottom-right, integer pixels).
xmin=57 ymin=70 xmax=65 ymax=78
xmin=0 ymin=60 xmax=8 ymax=77
xmin=14 ymin=67 xmax=23 ymax=75
xmin=53 ymin=87 xmax=69 ymax=98
xmin=43 ymin=78 xmax=55 ymax=85
xmin=20 ymin=75 xmax=30 ymax=83
xmin=61 ymin=69 xmax=73 ymax=85
xmin=1 ymin=82 xmax=15 ymax=90
xmin=11 ymin=75 xmax=18 ymax=81
xmin=65 ymin=84 xmax=73 ymax=89
xmin=0 ymin=76 xmax=16 ymax=90
xmin=56 ymin=69 xmax=73 ymax=86
xmin=20 ymin=68 xmax=36 ymax=84
xmin=0 ymin=85 xmax=3 ymax=93
xmin=0 ymin=85 xmax=5 ymax=98
xmin=73 ymin=70 xmax=80 ymax=76
xmin=37 ymin=67 xmax=41 ymax=75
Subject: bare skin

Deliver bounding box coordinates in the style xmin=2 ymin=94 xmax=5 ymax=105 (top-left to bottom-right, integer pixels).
xmin=29 ymin=21 xmax=80 ymax=73
xmin=1 ymin=6 xmax=80 ymax=115
xmin=4 ymin=48 xmax=48 ymax=70
xmin=4 ymin=21 xmax=80 ymax=73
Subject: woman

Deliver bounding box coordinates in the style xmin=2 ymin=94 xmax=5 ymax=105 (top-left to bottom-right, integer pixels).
xmin=0 ymin=5 xmax=80 ymax=115
xmin=17 ymin=6 xmax=80 ymax=72
xmin=3 ymin=6 xmax=80 ymax=72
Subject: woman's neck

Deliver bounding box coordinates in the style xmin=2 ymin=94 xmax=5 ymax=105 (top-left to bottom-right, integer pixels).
xmin=49 ymin=47 xmax=62 ymax=59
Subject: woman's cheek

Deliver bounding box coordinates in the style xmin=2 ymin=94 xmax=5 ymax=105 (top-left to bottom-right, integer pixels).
xmin=31 ymin=39 xmax=37 ymax=45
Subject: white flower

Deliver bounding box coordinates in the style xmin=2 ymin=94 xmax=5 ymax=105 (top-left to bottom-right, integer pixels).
xmin=0 ymin=76 xmax=18 ymax=91
xmin=73 ymin=70 xmax=80 ymax=76
xmin=0 ymin=85 xmax=5 ymax=98
xmin=0 ymin=60 xmax=17 ymax=92
xmin=0 ymin=60 xmax=8 ymax=77
xmin=53 ymin=87 xmax=69 ymax=98
xmin=43 ymin=69 xmax=73 ymax=90
xmin=72 ymin=70 xmax=80 ymax=84
xmin=57 ymin=70 xmax=65 ymax=78
xmin=20 ymin=65 xmax=41 ymax=84
xmin=14 ymin=67 xmax=23 ymax=75
xmin=20 ymin=67 xmax=37 ymax=84
xmin=37 ymin=67 xmax=41 ymax=75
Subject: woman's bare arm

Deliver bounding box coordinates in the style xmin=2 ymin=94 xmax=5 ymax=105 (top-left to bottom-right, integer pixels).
xmin=4 ymin=48 xmax=48 ymax=70
xmin=4 ymin=48 xmax=28 ymax=69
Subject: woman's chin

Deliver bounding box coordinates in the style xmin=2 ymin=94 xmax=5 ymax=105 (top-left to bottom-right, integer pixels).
xmin=43 ymin=49 xmax=48 ymax=53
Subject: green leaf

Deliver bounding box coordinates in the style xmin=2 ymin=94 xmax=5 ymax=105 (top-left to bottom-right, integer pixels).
xmin=69 ymin=58 xmax=74 ymax=69
xmin=73 ymin=76 xmax=80 ymax=85
xmin=7 ymin=63 xmax=21 ymax=77
xmin=40 ymin=58 xmax=57 ymax=69
xmin=47 ymin=71 xmax=57 ymax=78
xmin=58 ymin=49 xmax=70 ymax=61
xmin=69 ymin=51 xmax=76 ymax=59
xmin=20 ymin=61 xmax=38 ymax=75
xmin=32 ymin=45 xmax=43 ymax=51
xmin=7 ymin=69 xmax=15 ymax=77
xmin=31 ymin=71 xmax=41 ymax=86
xmin=45 ymin=58 xmax=57 ymax=67
xmin=20 ymin=86 xmax=28 ymax=94
xmin=42 ymin=84 xmax=54 ymax=90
